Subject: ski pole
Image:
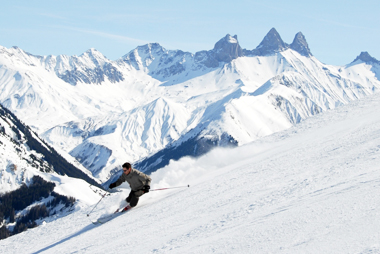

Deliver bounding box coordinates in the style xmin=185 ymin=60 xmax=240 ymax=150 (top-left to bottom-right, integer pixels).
xmin=150 ymin=185 xmax=190 ymax=192
xmin=87 ymin=192 xmax=107 ymax=217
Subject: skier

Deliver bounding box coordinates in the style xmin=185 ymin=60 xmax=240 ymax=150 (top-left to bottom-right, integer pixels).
xmin=108 ymin=162 xmax=151 ymax=210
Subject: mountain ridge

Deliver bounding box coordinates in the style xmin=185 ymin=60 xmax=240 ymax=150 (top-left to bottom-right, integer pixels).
xmin=1 ymin=28 xmax=379 ymax=183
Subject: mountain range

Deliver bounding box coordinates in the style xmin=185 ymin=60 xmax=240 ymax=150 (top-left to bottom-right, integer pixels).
xmin=1 ymin=27 xmax=379 ymax=187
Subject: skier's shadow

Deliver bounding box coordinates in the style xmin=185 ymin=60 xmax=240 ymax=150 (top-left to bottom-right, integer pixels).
xmin=31 ymin=224 xmax=96 ymax=254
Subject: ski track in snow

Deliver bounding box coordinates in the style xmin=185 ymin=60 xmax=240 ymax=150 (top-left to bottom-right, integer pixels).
xmin=1 ymin=94 xmax=380 ymax=253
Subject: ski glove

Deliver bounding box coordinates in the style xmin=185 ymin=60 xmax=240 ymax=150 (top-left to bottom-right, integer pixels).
xmin=109 ymin=183 xmax=117 ymax=189
xmin=142 ymin=185 xmax=150 ymax=193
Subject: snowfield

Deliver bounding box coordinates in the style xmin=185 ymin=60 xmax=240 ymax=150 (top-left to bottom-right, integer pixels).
xmin=1 ymin=93 xmax=380 ymax=253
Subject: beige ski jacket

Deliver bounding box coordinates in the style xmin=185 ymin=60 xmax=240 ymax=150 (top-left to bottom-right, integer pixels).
xmin=114 ymin=168 xmax=151 ymax=192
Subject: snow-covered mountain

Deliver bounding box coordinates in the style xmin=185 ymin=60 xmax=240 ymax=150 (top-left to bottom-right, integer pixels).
xmin=1 ymin=86 xmax=380 ymax=253
xmin=1 ymin=28 xmax=379 ymax=183
xmin=0 ymin=104 xmax=100 ymax=190
xmin=0 ymin=103 xmax=104 ymax=239
xmin=0 ymin=104 xmax=53 ymax=194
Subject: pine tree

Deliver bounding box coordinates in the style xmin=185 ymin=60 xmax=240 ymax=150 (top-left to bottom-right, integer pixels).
xmin=10 ymin=208 xmax=15 ymax=223
xmin=0 ymin=225 xmax=9 ymax=240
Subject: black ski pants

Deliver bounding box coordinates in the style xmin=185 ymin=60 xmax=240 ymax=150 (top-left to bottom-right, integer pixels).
xmin=126 ymin=190 xmax=143 ymax=207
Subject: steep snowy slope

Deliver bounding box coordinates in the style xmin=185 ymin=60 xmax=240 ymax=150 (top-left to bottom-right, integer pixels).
xmin=64 ymin=97 xmax=191 ymax=181
xmin=1 ymin=89 xmax=380 ymax=253
xmin=0 ymin=104 xmax=100 ymax=187
xmin=0 ymin=103 xmax=105 ymax=239
xmin=0 ymin=102 xmax=102 ymax=190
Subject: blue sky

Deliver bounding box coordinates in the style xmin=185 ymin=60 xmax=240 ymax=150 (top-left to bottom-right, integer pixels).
xmin=1 ymin=0 xmax=379 ymax=65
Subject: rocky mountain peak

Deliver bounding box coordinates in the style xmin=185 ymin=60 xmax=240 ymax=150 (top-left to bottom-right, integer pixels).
xmin=127 ymin=43 xmax=166 ymax=58
xmin=121 ymin=43 xmax=166 ymax=68
xmin=81 ymin=48 xmax=108 ymax=65
xmin=352 ymin=51 xmax=379 ymax=65
xmin=290 ymin=32 xmax=312 ymax=57
xmin=83 ymin=48 xmax=104 ymax=57
xmin=55 ymin=48 xmax=123 ymax=85
xmin=254 ymin=28 xmax=288 ymax=56
xmin=212 ymin=34 xmax=243 ymax=62
xmin=215 ymin=34 xmax=239 ymax=46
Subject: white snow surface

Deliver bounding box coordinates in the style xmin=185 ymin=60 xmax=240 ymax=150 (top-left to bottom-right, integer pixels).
xmin=1 ymin=92 xmax=380 ymax=253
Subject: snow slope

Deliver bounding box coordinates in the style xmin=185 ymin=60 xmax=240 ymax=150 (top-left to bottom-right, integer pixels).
xmin=1 ymin=91 xmax=379 ymax=253
xmin=0 ymin=103 xmax=102 ymax=229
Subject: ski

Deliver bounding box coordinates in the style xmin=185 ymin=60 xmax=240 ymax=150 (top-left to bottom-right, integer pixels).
xmin=114 ymin=205 xmax=132 ymax=213
xmin=92 ymin=205 xmax=132 ymax=225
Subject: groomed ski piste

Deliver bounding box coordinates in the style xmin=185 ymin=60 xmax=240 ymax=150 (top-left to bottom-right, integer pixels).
xmin=1 ymin=93 xmax=380 ymax=253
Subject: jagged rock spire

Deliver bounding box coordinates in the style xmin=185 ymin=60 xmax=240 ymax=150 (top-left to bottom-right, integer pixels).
xmin=254 ymin=28 xmax=288 ymax=56
xmin=195 ymin=34 xmax=243 ymax=68
xmin=290 ymin=32 xmax=312 ymax=57
xmin=352 ymin=51 xmax=379 ymax=64
xmin=212 ymin=34 xmax=243 ymax=62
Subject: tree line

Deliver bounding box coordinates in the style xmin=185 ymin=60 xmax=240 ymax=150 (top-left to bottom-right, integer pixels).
xmin=0 ymin=175 xmax=76 ymax=240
